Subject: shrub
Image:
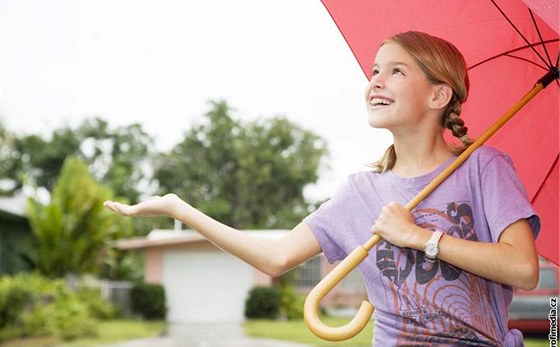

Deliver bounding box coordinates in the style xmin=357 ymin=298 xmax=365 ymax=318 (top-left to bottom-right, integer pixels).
xmin=0 ymin=281 xmax=31 ymax=328
xmin=76 ymin=287 xmax=119 ymax=319
xmin=277 ymin=270 xmax=304 ymax=320
xmin=130 ymin=282 xmax=166 ymax=320
xmin=0 ymin=273 xmax=99 ymax=343
xmin=244 ymin=286 xmax=281 ymax=319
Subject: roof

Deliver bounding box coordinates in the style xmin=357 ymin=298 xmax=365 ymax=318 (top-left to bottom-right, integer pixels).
xmin=0 ymin=195 xmax=28 ymax=219
xmin=117 ymin=229 xmax=290 ymax=250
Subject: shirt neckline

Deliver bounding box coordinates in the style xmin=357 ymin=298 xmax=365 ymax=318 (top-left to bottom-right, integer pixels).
xmin=384 ymin=156 xmax=458 ymax=188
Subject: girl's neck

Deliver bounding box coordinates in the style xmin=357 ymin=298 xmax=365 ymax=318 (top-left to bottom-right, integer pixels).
xmin=391 ymin=133 xmax=453 ymax=178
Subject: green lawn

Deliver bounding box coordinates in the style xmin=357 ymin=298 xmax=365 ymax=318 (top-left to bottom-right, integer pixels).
xmin=244 ymin=317 xmax=374 ymax=347
xmin=243 ymin=318 xmax=551 ymax=347
xmin=1 ymin=319 xmax=166 ymax=347
xmin=1 ymin=318 xmax=550 ymax=347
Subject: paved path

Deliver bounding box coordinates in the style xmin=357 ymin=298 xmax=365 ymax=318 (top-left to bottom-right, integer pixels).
xmin=99 ymin=323 xmax=313 ymax=347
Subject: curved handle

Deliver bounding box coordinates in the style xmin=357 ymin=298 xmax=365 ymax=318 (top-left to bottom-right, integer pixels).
xmin=304 ymin=241 xmax=380 ymax=341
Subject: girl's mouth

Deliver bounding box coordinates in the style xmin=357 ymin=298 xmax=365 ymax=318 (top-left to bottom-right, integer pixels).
xmin=369 ymin=96 xmax=394 ymax=107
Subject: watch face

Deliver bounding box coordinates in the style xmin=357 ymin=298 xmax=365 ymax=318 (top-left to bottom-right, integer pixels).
xmin=425 ymin=243 xmax=438 ymax=258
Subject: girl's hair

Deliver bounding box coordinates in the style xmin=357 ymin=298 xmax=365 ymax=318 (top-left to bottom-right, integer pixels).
xmin=372 ymin=31 xmax=473 ymax=173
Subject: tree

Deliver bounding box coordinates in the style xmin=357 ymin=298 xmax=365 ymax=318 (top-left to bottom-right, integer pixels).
xmin=0 ymin=117 xmax=154 ymax=204
xmin=0 ymin=122 xmax=17 ymax=196
xmin=26 ymin=157 xmax=132 ymax=277
xmin=11 ymin=128 xmax=82 ymax=193
xmin=155 ymin=100 xmax=328 ymax=229
xmin=78 ymin=117 xmax=155 ymax=204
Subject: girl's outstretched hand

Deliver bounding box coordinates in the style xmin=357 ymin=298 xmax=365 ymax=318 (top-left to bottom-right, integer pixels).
xmin=103 ymin=193 xmax=182 ymax=218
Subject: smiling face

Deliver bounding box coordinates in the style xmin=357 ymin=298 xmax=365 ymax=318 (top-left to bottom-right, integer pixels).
xmin=365 ymin=41 xmax=438 ymax=133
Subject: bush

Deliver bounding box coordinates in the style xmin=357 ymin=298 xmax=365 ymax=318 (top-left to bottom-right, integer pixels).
xmin=76 ymin=287 xmax=119 ymax=319
xmin=130 ymin=282 xmax=166 ymax=320
xmin=0 ymin=273 xmax=99 ymax=343
xmin=277 ymin=270 xmax=304 ymax=320
xmin=244 ymin=286 xmax=281 ymax=319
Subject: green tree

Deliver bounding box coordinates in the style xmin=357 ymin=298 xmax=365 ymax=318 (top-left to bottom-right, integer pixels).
xmin=9 ymin=129 xmax=81 ymax=193
xmin=26 ymin=157 xmax=132 ymax=277
xmin=78 ymin=117 xmax=154 ymax=204
xmin=0 ymin=121 xmax=16 ymax=196
xmin=0 ymin=117 xmax=153 ymax=204
xmin=155 ymin=100 xmax=328 ymax=229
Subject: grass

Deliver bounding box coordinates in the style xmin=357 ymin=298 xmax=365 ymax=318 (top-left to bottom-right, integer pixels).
xmin=1 ymin=318 xmax=550 ymax=347
xmin=244 ymin=317 xmax=374 ymax=347
xmin=1 ymin=319 xmax=166 ymax=347
xmin=243 ymin=317 xmax=552 ymax=347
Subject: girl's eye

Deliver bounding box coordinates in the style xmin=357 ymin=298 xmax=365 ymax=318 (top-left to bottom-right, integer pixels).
xmin=371 ymin=69 xmax=379 ymax=76
xmin=393 ymin=68 xmax=405 ymax=75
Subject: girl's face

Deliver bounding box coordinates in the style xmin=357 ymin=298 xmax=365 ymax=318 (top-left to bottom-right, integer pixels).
xmin=365 ymin=42 xmax=436 ymax=132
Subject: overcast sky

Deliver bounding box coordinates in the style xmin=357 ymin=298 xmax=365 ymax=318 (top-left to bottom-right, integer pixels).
xmin=0 ymin=0 xmax=393 ymax=200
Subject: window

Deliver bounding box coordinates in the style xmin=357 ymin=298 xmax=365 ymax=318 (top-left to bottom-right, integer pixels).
xmin=295 ymin=256 xmax=322 ymax=288
xmin=340 ymin=268 xmax=366 ymax=291
xmin=294 ymin=256 xmax=367 ymax=292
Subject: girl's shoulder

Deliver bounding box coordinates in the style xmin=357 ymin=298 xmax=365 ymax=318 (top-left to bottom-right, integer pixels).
xmin=469 ymin=145 xmax=514 ymax=169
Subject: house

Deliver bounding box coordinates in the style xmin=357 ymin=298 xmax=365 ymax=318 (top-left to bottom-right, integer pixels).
xmin=117 ymin=228 xmax=367 ymax=323
xmin=0 ymin=195 xmax=33 ymax=275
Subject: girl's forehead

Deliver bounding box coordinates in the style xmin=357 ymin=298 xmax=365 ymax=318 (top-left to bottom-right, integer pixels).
xmin=373 ymin=42 xmax=413 ymax=65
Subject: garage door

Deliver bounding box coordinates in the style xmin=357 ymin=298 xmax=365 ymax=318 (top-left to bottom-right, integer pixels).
xmin=162 ymin=249 xmax=254 ymax=323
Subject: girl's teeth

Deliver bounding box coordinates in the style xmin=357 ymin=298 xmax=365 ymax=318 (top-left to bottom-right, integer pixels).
xmin=370 ymin=98 xmax=391 ymax=106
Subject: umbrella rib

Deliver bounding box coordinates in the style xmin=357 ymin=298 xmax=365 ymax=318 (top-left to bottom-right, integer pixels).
xmin=469 ymin=39 xmax=559 ymax=70
xmin=504 ymin=54 xmax=549 ymax=71
xmin=490 ymin=0 xmax=549 ymax=68
xmin=529 ymin=9 xmax=554 ymax=68
xmin=531 ymin=155 xmax=559 ymax=204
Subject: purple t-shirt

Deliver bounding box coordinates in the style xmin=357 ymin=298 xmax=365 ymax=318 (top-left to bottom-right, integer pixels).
xmin=304 ymin=146 xmax=540 ymax=346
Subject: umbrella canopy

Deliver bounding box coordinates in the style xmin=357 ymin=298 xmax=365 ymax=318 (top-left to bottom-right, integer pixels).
xmin=321 ymin=0 xmax=559 ymax=265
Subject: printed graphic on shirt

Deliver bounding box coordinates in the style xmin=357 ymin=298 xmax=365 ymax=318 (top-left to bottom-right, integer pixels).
xmin=375 ymin=202 xmax=501 ymax=345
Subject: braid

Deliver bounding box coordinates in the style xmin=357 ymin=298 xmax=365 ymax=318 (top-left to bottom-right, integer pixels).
xmin=443 ymin=96 xmax=473 ymax=148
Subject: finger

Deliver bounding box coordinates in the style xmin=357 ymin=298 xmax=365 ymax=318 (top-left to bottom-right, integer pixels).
xmin=103 ymin=201 xmax=118 ymax=213
xmin=104 ymin=201 xmax=135 ymax=216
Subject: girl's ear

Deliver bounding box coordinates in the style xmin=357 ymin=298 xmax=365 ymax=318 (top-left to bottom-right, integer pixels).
xmin=429 ymin=84 xmax=453 ymax=110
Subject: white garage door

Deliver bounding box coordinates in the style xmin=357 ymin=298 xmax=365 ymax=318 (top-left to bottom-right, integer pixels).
xmin=162 ymin=249 xmax=254 ymax=323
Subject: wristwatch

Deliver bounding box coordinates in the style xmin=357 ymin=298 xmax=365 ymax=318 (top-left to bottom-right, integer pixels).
xmin=424 ymin=231 xmax=444 ymax=263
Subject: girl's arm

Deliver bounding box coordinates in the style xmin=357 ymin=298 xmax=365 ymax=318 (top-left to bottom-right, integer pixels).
xmin=371 ymin=202 xmax=539 ymax=290
xmin=104 ymin=194 xmax=322 ymax=277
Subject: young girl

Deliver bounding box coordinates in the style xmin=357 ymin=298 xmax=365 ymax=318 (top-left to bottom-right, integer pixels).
xmin=104 ymin=31 xmax=540 ymax=346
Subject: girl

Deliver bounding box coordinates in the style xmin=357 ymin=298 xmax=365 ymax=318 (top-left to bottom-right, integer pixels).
xmin=104 ymin=31 xmax=540 ymax=346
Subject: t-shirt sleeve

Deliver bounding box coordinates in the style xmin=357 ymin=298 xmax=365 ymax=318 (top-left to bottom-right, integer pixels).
xmin=303 ymin=179 xmax=357 ymax=264
xmin=479 ymin=151 xmax=541 ymax=242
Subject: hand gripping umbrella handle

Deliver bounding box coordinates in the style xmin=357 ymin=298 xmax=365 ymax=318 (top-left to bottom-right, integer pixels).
xmin=304 ymin=74 xmax=552 ymax=341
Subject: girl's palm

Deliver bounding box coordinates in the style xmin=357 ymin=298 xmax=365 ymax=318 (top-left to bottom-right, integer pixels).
xmin=104 ymin=194 xmax=180 ymax=217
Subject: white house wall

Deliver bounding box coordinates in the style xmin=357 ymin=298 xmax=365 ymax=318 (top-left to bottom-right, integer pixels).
xmin=162 ymin=248 xmax=254 ymax=323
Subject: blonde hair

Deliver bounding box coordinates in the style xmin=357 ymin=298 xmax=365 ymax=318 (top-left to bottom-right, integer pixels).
xmin=372 ymin=31 xmax=473 ymax=173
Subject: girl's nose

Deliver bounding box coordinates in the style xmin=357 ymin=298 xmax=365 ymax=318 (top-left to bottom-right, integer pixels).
xmin=369 ymin=73 xmax=384 ymax=90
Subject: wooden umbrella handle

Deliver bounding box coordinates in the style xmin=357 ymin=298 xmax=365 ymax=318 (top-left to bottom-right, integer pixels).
xmin=304 ymin=80 xmax=546 ymax=341
xmin=303 ymin=244 xmax=376 ymax=341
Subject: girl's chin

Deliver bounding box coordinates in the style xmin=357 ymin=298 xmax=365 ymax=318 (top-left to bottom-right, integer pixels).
xmin=367 ymin=114 xmax=390 ymax=129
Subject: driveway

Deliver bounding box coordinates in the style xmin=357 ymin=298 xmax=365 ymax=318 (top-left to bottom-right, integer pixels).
xmin=99 ymin=323 xmax=313 ymax=347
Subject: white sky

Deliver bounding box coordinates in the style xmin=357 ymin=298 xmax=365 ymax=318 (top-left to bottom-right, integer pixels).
xmin=0 ymin=0 xmax=392 ymax=200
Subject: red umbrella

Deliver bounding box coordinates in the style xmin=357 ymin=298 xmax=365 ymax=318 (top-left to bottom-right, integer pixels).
xmin=304 ymin=0 xmax=559 ymax=341
xmin=321 ymin=0 xmax=558 ymax=265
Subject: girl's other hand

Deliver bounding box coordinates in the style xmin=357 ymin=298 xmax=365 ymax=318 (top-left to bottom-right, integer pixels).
xmin=371 ymin=201 xmax=427 ymax=249
xmin=103 ymin=193 xmax=182 ymax=218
